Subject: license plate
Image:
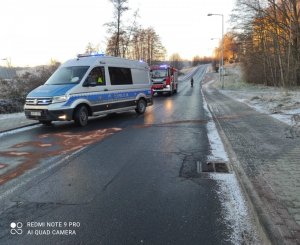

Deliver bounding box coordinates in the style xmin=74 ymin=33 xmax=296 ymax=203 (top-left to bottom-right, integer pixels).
xmin=31 ymin=111 xmax=41 ymax=116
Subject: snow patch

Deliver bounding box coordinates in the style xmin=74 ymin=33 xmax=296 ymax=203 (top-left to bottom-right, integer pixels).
xmin=0 ymin=112 xmax=25 ymax=120
xmin=200 ymin=84 xmax=259 ymax=244
xmin=210 ymin=172 xmax=259 ymax=244
xmin=201 ymin=89 xmax=229 ymax=162
xmin=206 ymin=120 xmax=229 ymax=162
xmin=223 ymin=91 xmax=298 ymax=126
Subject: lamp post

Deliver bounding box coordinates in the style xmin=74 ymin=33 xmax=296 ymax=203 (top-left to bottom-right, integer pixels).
xmin=208 ymin=13 xmax=224 ymax=89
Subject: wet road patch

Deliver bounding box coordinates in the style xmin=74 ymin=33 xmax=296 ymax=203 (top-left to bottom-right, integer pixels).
xmin=0 ymin=128 xmax=122 ymax=185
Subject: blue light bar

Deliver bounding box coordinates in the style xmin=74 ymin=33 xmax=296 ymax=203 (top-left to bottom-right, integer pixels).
xmin=159 ymin=65 xmax=168 ymax=68
xmin=91 ymin=52 xmax=105 ymax=57
xmin=77 ymin=53 xmax=105 ymax=58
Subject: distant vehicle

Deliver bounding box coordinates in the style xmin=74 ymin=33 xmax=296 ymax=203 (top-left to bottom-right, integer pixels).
xmin=150 ymin=65 xmax=178 ymax=96
xmin=24 ymin=54 xmax=153 ymax=127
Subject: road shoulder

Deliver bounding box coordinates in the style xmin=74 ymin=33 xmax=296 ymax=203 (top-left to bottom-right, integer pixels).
xmin=202 ymin=72 xmax=300 ymax=245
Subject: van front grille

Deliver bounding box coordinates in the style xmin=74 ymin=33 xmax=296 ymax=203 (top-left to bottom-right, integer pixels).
xmin=26 ymin=97 xmax=52 ymax=105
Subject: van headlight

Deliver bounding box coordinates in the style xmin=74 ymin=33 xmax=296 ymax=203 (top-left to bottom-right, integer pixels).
xmin=52 ymin=95 xmax=69 ymax=103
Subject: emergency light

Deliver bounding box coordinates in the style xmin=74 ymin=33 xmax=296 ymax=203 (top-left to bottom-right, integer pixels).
xmin=159 ymin=65 xmax=168 ymax=68
xmin=77 ymin=53 xmax=105 ymax=58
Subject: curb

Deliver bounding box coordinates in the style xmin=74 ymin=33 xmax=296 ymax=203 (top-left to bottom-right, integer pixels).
xmin=0 ymin=122 xmax=40 ymax=135
xmin=202 ymin=84 xmax=281 ymax=245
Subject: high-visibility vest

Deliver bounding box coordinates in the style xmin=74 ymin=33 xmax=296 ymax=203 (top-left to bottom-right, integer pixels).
xmin=97 ymin=77 xmax=103 ymax=84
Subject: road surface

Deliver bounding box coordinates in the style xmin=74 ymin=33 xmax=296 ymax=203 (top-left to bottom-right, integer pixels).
xmin=0 ymin=65 xmax=258 ymax=245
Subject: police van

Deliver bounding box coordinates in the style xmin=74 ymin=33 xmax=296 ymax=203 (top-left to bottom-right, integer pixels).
xmin=24 ymin=54 xmax=153 ymax=126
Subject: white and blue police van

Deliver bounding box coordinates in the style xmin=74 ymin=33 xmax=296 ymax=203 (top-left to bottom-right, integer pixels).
xmin=24 ymin=54 xmax=153 ymax=126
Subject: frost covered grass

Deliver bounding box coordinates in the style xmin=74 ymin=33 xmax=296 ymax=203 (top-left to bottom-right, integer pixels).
xmin=0 ymin=112 xmax=24 ymax=120
xmin=210 ymin=63 xmax=300 ymax=127
xmin=212 ymin=64 xmax=264 ymax=91
xmin=0 ymin=63 xmax=59 ymax=114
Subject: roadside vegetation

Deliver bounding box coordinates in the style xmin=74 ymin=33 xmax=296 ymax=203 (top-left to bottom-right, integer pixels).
xmin=208 ymin=0 xmax=300 ymax=129
xmin=214 ymin=0 xmax=300 ymax=88
xmin=0 ymin=61 xmax=60 ymax=113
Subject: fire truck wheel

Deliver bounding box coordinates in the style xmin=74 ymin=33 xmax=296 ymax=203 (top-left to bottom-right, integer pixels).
xmin=135 ymin=99 xmax=146 ymax=114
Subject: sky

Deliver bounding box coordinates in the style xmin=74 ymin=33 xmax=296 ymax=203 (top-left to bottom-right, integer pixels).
xmin=0 ymin=0 xmax=236 ymax=67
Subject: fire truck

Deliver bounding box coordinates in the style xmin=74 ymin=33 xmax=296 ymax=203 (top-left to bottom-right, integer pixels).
xmin=150 ymin=65 xmax=178 ymax=96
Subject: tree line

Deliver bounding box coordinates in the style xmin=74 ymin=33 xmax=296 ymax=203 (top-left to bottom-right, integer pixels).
xmin=85 ymin=0 xmax=211 ymax=70
xmin=227 ymin=0 xmax=300 ymax=87
xmin=85 ymin=0 xmax=167 ymax=65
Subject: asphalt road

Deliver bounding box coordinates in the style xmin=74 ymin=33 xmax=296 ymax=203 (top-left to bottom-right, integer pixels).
xmin=0 ymin=65 xmax=250 ymax=244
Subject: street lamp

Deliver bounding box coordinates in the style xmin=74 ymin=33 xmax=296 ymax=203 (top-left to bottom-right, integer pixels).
xmin=208 ymin=13 xmax=224 ymax=89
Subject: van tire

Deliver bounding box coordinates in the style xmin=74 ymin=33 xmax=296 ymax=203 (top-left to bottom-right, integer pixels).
xmin=135 ymin=99 xmax=146 ymax=114
xmin=74 ymin=105 xmax=88 ymax=127
xmin=39 ymin=120 xmax=52 ymax=126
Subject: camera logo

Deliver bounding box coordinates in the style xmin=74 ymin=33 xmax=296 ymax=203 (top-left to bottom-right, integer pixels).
xmin=10 ymin=222 xmax=23 ymax=235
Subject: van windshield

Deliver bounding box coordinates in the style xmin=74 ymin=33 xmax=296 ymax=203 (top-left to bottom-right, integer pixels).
xmin=45 ymin=66 xmax=89 ymax=85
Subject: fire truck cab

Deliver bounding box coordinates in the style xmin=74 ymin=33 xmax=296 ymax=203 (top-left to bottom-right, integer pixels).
xmin=150 ymin=65 xmax=178 ymax=96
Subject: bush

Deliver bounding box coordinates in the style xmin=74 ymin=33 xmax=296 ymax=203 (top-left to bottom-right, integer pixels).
xmin=0 ymin=62 xmax=60 ymax=114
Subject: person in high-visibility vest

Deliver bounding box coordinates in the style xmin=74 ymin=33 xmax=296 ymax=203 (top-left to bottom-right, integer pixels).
xmin=97 ymin=76 xmax=103 ymax=84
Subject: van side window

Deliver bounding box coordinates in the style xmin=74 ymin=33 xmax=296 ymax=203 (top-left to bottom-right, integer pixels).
xmin=108 ymin=67 xmax=133 ymax=85
xmin=85 ymin=66 xmax=106 ymax=86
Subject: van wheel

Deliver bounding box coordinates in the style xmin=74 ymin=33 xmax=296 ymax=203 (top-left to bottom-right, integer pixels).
xmin=39 ymin=120 xmax=52 ymax=126
xmin=135 ymin=99 xmax=146 ymax=114
xmin=74 ymin=105 xmax=88 ymax=126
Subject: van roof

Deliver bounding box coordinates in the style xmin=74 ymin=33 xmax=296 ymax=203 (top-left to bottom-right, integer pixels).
xmin=62 ymin=55 xmax=149 ymax=70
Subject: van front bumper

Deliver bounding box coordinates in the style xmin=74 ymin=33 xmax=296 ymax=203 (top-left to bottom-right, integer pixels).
xmin=24 ymin=109 xmax=74 ymax=121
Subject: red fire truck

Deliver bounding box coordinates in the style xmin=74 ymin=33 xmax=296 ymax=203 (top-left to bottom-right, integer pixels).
xmin=150 ymin=65 xmax=178 ymax=96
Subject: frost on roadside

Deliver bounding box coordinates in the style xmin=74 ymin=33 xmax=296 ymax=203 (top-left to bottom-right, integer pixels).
xmin=210 ymin=172 xmax=260 ymax=245
xmin=216 ymin=64 xmax=300 ymax=127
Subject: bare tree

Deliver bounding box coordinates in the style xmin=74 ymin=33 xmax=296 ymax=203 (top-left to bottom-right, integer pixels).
xmin=104 ymin=1 xmax=166 ymax=63
xmin=105 ymin=0 xmax=129 ymax=57
xmin=85 ymin=42 xmax=99 ymax=54
xmin=127 ymin=27 xmax=166 ymax=64
xmin=231 ymin=0 xmax=300 ymax=87
xmin=169 ymin=53 xmax=184 ymax=70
